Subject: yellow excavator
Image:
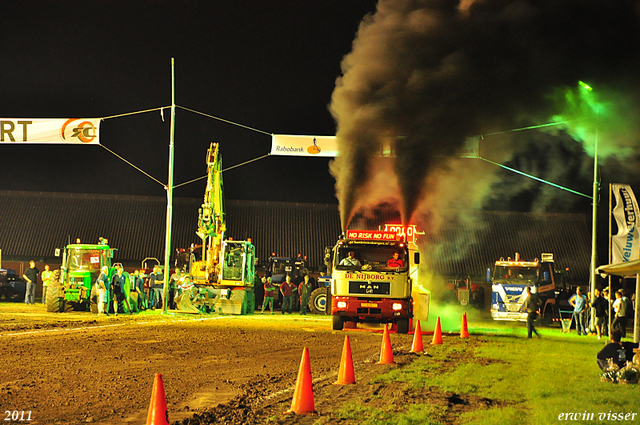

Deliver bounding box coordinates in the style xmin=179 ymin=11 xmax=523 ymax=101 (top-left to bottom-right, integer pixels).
xmin=175 ymin=142 xmax=256 ymax=314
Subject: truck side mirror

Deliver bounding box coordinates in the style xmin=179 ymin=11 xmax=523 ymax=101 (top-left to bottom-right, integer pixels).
xmin=414 ymin=252 xmax=420 ymax=264
xmin=486 ymin=268 xmax=491 ymax=283
xmin=54 ymin=248 xmax=61 ymax=257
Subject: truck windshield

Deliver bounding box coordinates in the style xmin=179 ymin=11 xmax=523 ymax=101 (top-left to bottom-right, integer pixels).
xmin=494 ymin=266 xmax=538 ymax=282
xmin=67 ymin=249 xmax=105 ymax=272
xmin=335 ymin=244 xmax=407 ymax=272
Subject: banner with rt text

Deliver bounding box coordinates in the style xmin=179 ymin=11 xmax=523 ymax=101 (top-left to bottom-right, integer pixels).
xmin=0 ymin=118 xmax=101 ymax=144
xmin=611 ymin=183 xmax=640 ymax=264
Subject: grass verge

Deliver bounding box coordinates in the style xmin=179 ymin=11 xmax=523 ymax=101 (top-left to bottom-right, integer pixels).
xmin=331 ymin=324 xmax=640 ymax=425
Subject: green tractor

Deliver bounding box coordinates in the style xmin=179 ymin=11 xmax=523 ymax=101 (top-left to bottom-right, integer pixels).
xmin=47 ymin=243 xmax=116 ymax=313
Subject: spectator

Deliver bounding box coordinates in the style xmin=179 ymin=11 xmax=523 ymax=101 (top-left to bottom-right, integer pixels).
xmin=602 ymin=288 xmax=611 ymax=337
xmin=569 ymin=287 xmax=588 ymax=336
xmin=597 ymin=329 xmax=639 ymax=370
xmin=298 ymin=275 xmax=312 ymax=315
xmin=169 ymin=268 xmax=181 ymax=310
xmin=131 ymin=270 xmax=147 ymax=310
xmin=150 ymin=266 xmax=164 ymax=310
xmin=97 ymin=266 xmax=110 ymax=315
xmin=41 ymin=264 xmax=53 ymax=305
xmin=520 ymin=286 xmax=541 ymax=338
xmin=22 ymin=260 xmax=39 ymax=305
xmin=146 ymin=268 xmax=155 ymax=309
xmin=592 ymin=288 xmax=608 ymax=339
xmin=612 ymin=289 xmax=629 ymax=338
xmin=179 ymin=275 xmax=195 ymax=298
xmin=262 ymin=276 xmax=276 ymax=314
xmin=111 ymin=265 xmax=133 ymax=315
xmin=280 ymin=275 xmax=295 ymax=314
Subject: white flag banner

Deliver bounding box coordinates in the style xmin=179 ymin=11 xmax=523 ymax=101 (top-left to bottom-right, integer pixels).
xmin=271 ymin=134 xmax=337 ymax=157
xmin=611 ymin=183 xmax=640 ymax=263
xmin=0 ymin=118 xmax=101 ymax=144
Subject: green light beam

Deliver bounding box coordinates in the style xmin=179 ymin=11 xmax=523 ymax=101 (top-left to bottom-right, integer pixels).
xmin=477 ymin=156 xmax=592 ymax=199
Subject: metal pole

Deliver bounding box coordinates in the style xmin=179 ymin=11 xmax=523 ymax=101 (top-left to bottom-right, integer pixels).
xmin=635 ymin=274 xmax=640 ymax=343
xmin=162 ymin=58 xmax=176 ymax=314
xmin=608 ymin=184 xmax=612 ymax=337
xmin=589 ymin=120 xmax=599 ymax=329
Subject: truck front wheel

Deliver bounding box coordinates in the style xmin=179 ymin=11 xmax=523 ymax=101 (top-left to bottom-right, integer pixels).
xmin=396 ymin=318 xmax=409 ymax=334
xmin=332 ymin=315 xmax=344 ymax=331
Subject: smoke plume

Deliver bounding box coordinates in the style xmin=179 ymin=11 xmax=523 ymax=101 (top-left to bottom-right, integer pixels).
xmin=330 ymin=0 xmax=640 ymax=231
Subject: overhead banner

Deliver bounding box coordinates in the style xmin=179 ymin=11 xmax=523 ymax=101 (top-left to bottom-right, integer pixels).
xmin=611 ymin=183 xmax=640 ymax=263
xmin=271 ymin=134 xmax=337 ymax=157
xmin=461 ymin=137 xmax=480 ymax=158
xmin=0 ymin=118 xmax=101 ymax=144
xmin=271 ymin=134 xmax=480 ymax=159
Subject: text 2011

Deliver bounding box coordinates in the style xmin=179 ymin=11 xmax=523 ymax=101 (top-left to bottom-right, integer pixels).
xmin=3 ymin=411 xmax=32 ymax=422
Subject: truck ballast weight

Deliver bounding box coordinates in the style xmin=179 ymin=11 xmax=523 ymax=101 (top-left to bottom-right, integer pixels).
xmin=329 ymin=229 xmax=420 ymax=334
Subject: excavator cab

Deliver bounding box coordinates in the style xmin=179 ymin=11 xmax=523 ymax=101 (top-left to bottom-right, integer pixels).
xmin=220 ymin=240 xmax=255 ymax=285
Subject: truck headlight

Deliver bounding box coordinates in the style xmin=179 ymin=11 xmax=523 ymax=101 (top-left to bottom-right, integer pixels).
xmin=337 ymin=301 xmax=347 ymax=309
xmin=392 ymin=303 xmax=402 ymax=311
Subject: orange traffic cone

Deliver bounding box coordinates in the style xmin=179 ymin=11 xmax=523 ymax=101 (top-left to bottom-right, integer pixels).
xmin=334 ymin=335 xmax=356 ymax=385
xmin=376 ymin=324 xmax=396 ymax=365
xmin=431 ymin=317 xmax=443 ymax=345
xmin=460 ymin=312 xmax=470 ymax=339
xmin=410 ymin=320 xmax=424 ymax=353
xmin=285 ymin=347 xmax=317 ymax=415
xmin=146 ymin=374 xmax=170 ymax=425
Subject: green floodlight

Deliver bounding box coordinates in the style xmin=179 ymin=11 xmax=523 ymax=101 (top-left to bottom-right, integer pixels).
xmin=578 ymin=80 xmax=593 ymax=92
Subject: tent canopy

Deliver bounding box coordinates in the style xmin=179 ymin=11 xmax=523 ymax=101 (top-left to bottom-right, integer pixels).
xmin=596 ymin=260 xmax=640 ymax=277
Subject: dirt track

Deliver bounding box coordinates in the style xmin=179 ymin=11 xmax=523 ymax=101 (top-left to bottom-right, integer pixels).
xmin=0 ymin=304 xmax=422 ymax=424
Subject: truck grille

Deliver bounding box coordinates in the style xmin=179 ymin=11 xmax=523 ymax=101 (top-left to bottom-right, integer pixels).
xmin=357 ymin=308 xmax=382 ymax=315
xmin=349 ymin=281 xmax=390 ymax=295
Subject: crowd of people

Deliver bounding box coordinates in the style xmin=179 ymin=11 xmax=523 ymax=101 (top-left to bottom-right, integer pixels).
xmin=520 ymin=284 xmax=635 ymax=341
xmin=258 ymin=268 xmax=316 ymax=315
xmin=95 ymin=264 xmax=191 ymax=315
xmin=518 ymin=283 xmax=638 ymax=369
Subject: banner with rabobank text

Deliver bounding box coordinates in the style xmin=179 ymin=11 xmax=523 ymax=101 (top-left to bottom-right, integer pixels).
xmin=611 ymin=183 xmax=640 ymax=263
xmin=0 ymin=118 xmax=101 ymax=144
xmin=271 ymin=134 xmax=337 ymax=157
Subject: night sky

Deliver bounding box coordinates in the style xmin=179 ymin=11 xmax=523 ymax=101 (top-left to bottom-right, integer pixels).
xmin=1 ymin=0 xmax=378 ymax=204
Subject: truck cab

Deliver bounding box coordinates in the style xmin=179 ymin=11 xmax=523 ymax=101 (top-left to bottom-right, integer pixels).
xmin=329 ymin=229 xmax=419 ymax=334
xmin=490 ymin=253 xmax=557 ymax=321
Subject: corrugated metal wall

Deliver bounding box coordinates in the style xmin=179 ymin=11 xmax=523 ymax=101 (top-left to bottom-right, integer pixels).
xmin=0 ymin=191 xmax=591 ymax=279
xmin=0 ymin=191 xmax=341 ymax=270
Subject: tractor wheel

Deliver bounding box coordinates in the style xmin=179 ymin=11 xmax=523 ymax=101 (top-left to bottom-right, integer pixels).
xmin=63 ymin=300 xmax=75 ymax=312
xmin=46 ymin=282 xmax=64 ymax=313
xmin=396 ymin=318 xmax=410 ymax=334
xmin=309 ymin=287 xmax=327 ymax=314
xmin=89 ymin=283 xmax=99 ymax=314
xmin=332 ymin=315 xmax=344 ymax=331
xmin=246 ymin=291 xmax=255 ymax=314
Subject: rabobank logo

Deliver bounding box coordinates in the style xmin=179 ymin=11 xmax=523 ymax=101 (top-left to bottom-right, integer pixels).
xmin=275 ymin=146 xmax=304 ymax=153
xmin=61 ymin=118 xmax=97 ymax=143
xmin=307 ymin=137 xmax=321 ymax=155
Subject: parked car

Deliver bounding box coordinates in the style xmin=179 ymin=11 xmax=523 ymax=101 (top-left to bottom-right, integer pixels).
xmin=0 ymin=269 xmax=27 ymax=302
